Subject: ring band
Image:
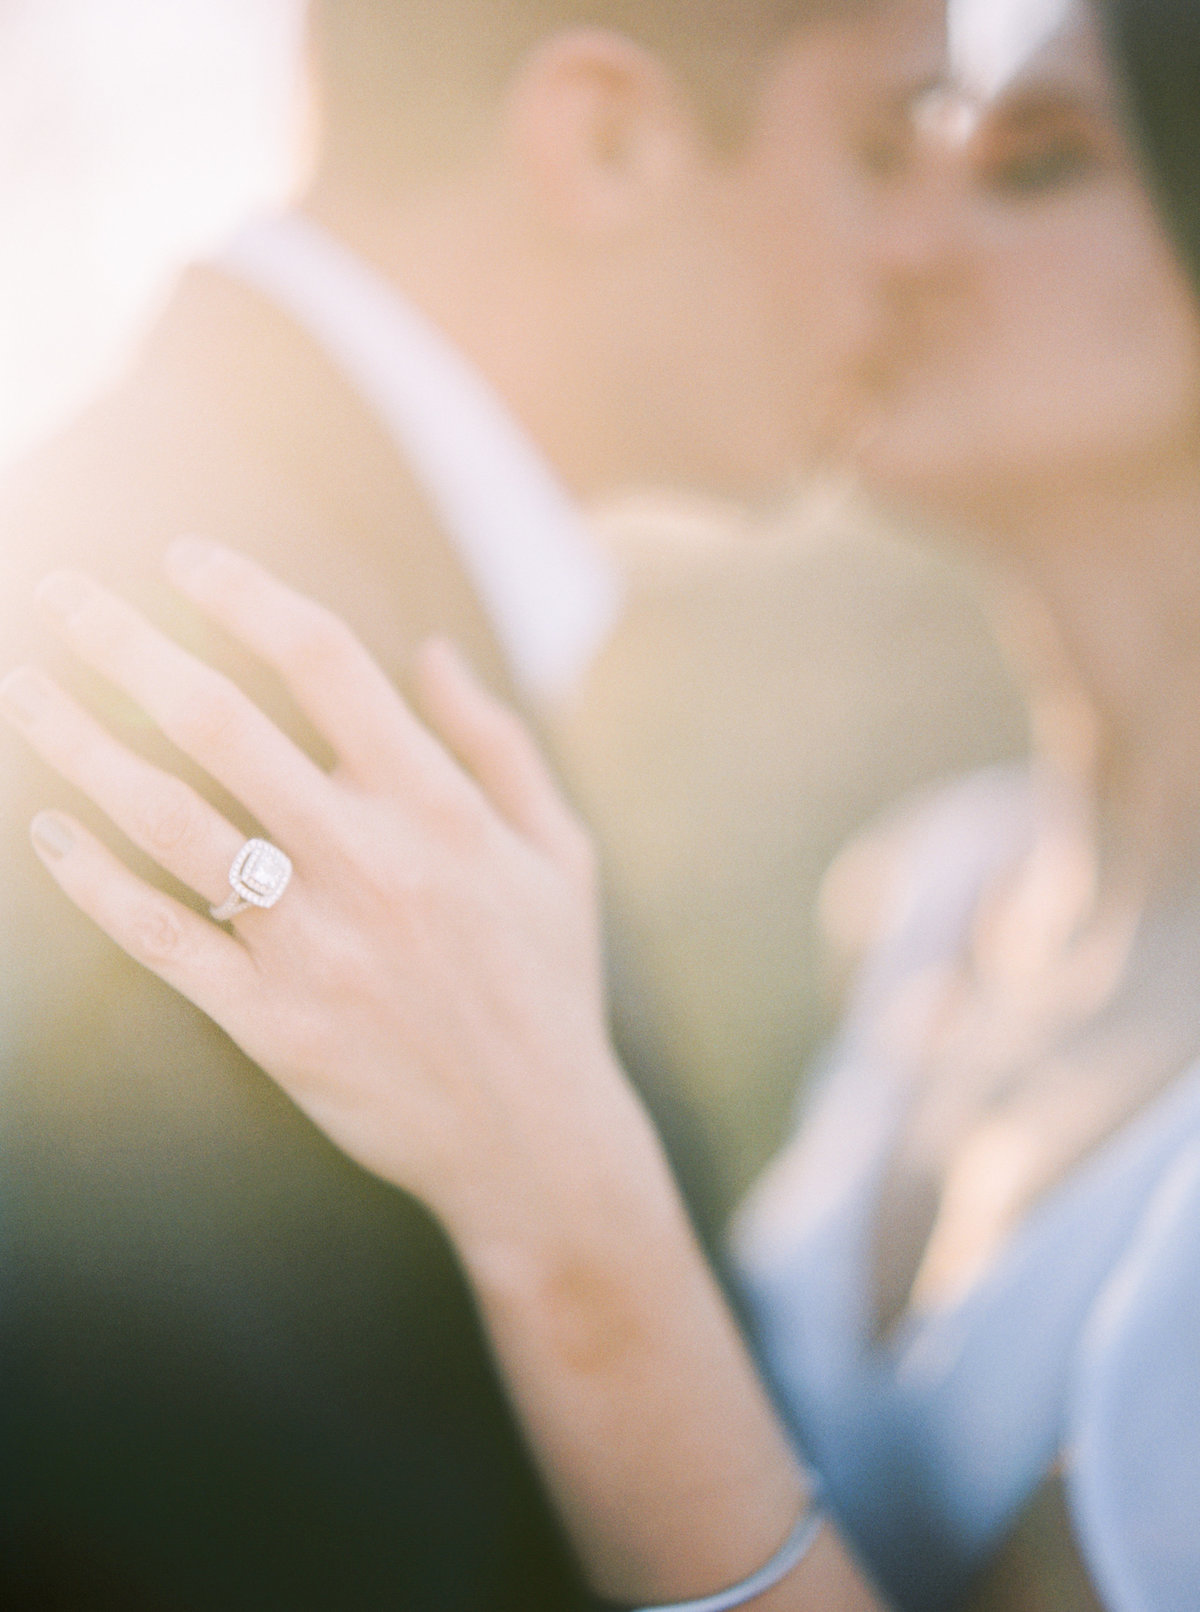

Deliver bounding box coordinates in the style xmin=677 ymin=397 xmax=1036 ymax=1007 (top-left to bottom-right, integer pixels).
xmin=210 ymin=838 xmax=293 ymax=922
xmin=624 ymin=1495 xmax=824 ymax=1612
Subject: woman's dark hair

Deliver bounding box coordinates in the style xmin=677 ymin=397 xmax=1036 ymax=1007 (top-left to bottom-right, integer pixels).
xmin=1103 ymin=0 xmax=1200 ymax=293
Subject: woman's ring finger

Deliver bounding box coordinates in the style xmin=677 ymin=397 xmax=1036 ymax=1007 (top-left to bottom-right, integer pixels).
xmin=210 ymin=838 xmax=294 ymax=923
xmin=1 ymin=664 xmax=252 ymax=910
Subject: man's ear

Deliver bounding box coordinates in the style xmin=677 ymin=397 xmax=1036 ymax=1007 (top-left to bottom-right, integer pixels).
xmin=501 ymin=28 xmax=702 ymax=236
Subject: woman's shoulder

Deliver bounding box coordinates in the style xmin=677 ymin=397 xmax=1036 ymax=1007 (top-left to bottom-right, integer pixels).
xmin=1065 ymin=1133 xmax=1200 ymax=1611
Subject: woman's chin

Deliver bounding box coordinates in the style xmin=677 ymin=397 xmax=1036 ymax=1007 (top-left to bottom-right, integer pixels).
xmin=838 ymin=399 xmax=1041 ymax=522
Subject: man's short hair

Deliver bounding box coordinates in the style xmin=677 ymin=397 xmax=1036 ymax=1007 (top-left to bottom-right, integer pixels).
xmin=310 ymin=0 xmax=882 ymax=186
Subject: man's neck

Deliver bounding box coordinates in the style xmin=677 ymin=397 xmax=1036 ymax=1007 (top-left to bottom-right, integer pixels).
xmin=299 ymin=181 xmax=642 ymax=500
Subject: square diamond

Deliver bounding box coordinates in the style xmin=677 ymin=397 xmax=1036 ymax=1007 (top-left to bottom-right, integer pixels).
xmin=230 ymin=839 xmax=293 ymax=908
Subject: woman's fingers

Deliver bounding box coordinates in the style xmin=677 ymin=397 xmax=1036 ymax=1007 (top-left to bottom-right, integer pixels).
xmin=34 ymin=568 xmax=333 ymax=843
xmin=1 ymin=664 xmax=247 ymax=905
xmin=23 ymin=551 xmax=576 ymax=915
xmin=27 ymin=809 xmax=252 ymax=1017
xmin=414 ymin=638 xmax=596 ymax=886
xmin=163 ymin=540 xmax=457 ymax=791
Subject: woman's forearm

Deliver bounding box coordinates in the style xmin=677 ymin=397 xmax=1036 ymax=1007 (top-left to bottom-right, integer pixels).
xmin=450 ymin=1055 xmax=880 ymax=1610
xmin=1 ymin=548 xmax=883 ymax=1610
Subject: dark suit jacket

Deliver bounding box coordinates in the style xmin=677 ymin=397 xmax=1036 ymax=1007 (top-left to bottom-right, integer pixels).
xmin=0 ymin=256 xmax=1024 ymax=1612
xmin=0 ymin=265 xmax=601 ymax=1610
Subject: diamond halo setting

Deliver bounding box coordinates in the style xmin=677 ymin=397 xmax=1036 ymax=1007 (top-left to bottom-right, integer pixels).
xmin=210 ymin=838 xmax=293 ymax=922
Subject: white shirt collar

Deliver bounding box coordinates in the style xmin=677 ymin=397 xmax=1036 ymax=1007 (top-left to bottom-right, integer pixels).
xmin=217 ymin=211 xmax=622 ymax=707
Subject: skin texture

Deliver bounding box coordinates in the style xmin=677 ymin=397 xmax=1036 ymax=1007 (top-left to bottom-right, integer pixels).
xmin=0 ymin=540 xmax=885 ymax=1610
xmin=301 ymin=1 xmax=950 ymax=497
xmin=7 ymin=4 xmax=1195 ymax=1606
xmin=849 ymin=0 xmax=1200 ymax=1323
xmin=827 ymin=2 xmax=1200 ymax=1601
xmin=850 ymin=7 xmax=1200 ymax=523
xmin=0 ymin=5 xmax=1018 ymax=1605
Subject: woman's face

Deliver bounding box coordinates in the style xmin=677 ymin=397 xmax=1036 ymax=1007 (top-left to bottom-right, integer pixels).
xmin=847 ymin=4 xmax=1200 ymax=520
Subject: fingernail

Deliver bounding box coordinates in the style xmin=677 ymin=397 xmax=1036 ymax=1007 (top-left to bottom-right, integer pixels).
xmin=37 ymin=570 xmax=96 ymax=621
xmin=165 ymin=535 xmax=221 ymax=583
xmin=30 ymin=812 xmax=74 ymax=862
xmin=0 ymin=666 xmax=51 ymax=724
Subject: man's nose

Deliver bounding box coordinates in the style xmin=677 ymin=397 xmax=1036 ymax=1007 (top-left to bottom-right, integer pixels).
xmin=870 ymin=100 xmax=978 ymax=288
xmin=873 ymin=172 xmax=971 ymax=288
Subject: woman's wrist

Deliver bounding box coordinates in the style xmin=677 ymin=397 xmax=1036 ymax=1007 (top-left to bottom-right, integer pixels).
xmin=432 ymin=1040 xmax=667 ymax=1260
xmin=447 ymin=1074 xmax=809 ymax=1605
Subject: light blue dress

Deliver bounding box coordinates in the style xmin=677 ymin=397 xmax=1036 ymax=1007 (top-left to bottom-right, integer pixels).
xmin=733 ymin=770 xmax=1200 ymax=1610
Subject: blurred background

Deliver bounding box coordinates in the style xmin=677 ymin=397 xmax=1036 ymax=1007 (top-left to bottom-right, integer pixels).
xmin=4 ymin=11 xmax=1189 ymax=1610
xmin=0 ymin=0 xmax=1026 ymax=1209
xmin=0 ymin=0 xmax=306 ymax=475
xmin=0 ymin=0 xmax=1061 ymax=479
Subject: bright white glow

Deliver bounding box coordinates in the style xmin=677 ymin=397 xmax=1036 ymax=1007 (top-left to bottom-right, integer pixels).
xmin=0 ymin=0 xmax=306 ymax=474
xmin=948 ymin=0 xmax=1079 ymax=102
xmin=0 ymin=0 xmax=1093 ymax=482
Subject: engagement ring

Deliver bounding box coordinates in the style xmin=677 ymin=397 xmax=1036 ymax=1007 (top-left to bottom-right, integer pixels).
xmin=210 ymin=838 xmax=293 ymax=922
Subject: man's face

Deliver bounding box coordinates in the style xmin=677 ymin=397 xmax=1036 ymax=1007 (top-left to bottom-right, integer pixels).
xmin=624 ymin=0 xmax=948 ymax=492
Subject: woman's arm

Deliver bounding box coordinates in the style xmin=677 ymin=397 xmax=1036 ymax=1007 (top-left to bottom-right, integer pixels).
xmin=0 ymin=540 xmax=883 ymax=1611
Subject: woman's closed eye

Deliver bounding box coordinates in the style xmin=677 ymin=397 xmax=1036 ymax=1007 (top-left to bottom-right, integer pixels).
xmin=984 ymin=138 xmax=1101 ymax=196
xmin=972 ymin=98 xmax=1115 ymax=199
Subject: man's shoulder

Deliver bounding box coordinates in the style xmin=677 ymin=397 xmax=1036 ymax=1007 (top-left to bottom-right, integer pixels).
xmin=0 ymin=261 xmax=510 ymax=688
xmin=0 ymin=267 xmax=310 ymax=636
xmin=0 ymin=263 xmax=396 ymax=576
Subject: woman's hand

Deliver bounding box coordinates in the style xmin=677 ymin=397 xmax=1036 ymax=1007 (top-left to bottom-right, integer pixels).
xmin=0 ymin=539 xmax=884 ymax=1608
xmin=0 ymin=538 xmax=626 ymax=1243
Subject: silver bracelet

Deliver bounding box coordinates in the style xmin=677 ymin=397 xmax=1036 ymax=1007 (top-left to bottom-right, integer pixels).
xmin=627 ymin=1498 xmax=825 ymax=1612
